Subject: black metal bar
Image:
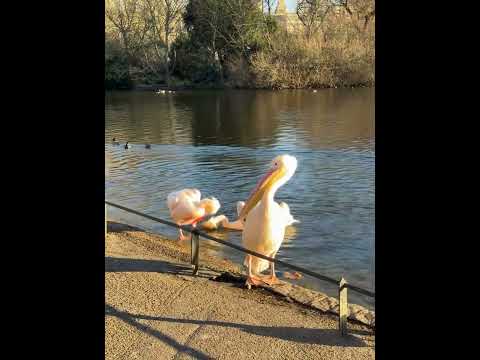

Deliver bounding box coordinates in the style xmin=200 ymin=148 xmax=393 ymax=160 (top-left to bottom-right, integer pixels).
xmin=105 ymin=201 xmax=375 ymax=299
xmin=105 ymin=201 xmax=189 ymax=231
xmin=345 ymin=283 xmax=375 ymax=298
xmin=197 ymin=230 xmax=340 ymax=285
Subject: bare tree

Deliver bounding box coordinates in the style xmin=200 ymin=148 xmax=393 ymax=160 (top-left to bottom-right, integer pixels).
xmin=297 ymin=0 xmax=332 ymax=39
xmin=144 ymin=0 xmax=187 ymax=87
xmin=185 ymin=0 xmax=267 ymax=83
xmin=263 ymin=0 xmax=278 ymax=15
xmin=337 ymin=0 xmax=375 ymax=34
xmin=105 ymin=0 xmax=150 ymax=63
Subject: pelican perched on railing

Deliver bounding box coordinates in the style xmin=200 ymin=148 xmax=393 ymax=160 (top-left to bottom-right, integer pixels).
xmin=167 ymin=188 xmax=220 ymax=240
xmin=239 ymin=154 xmax=298 ymax=288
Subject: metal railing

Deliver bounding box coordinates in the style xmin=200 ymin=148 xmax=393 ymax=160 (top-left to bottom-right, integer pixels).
xmin=105 ymin=200 xmax=375 ymax=335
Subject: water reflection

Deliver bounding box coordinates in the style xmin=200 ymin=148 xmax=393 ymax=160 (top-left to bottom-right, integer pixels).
xmin=105 ymin=88 xmax=375 ymax=309
xmin=106 ymin=89 xmax=374 ymax=150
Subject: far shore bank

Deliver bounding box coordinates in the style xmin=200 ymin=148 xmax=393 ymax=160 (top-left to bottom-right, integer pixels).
xmin=105 ymin=83 xmax=374 ymax=92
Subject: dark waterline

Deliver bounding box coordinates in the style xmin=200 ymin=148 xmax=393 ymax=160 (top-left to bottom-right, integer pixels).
xmin=105 ymin=88 xmax=375 ymax=309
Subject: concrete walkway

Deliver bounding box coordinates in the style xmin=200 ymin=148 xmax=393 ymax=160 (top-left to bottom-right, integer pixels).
xmin=105 ymin=223 xmax=375 ymax=359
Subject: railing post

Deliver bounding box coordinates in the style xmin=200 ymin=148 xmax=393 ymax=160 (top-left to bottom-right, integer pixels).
xmin=339 ymin=277 xmax=348 ymax=336
xmin=191 ymin=230 xmax=199 ymax=276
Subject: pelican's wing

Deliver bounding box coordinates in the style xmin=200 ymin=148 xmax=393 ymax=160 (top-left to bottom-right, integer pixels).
xmin=168 ymin=188 xmax=201 ymax=210
xmin=167 ymin=190 xmax=182 ymax=212
xmin=168 ymin=188 xmax=205 ymax=223
xmin=279 ymin=202 xmax=299 ymax=226
xmin=180 ymin=188 xmax=201 ymax=202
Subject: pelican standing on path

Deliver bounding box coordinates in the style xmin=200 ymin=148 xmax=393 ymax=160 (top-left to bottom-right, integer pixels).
xmin=239 ymin=155 xmax=298 ymax=288
xmin=167 ymin=189 xmax=221 ymax=241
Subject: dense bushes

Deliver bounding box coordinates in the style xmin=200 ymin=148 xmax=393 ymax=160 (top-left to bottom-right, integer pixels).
xmin=105 ymin=0 xmax=375 ymax=89
xmin=250 ymin=30 xmax=374 ymax=89
xmin=105 ymin=38 xmax=132 ymax=89
xmin=171 ymin=33 xmax=221 ymax=84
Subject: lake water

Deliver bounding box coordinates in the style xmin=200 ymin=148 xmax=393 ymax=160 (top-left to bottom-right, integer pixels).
xmin=105 ymin=88 xmax=375 ymax=309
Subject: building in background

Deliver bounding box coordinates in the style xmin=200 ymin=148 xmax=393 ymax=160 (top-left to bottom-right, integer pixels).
xmin=268 ymin=0 xmax=303 ymax=34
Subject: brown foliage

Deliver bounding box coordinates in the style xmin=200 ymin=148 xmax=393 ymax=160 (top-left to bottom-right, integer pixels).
xmin=249 ymin=2 xmax=374 ymax=89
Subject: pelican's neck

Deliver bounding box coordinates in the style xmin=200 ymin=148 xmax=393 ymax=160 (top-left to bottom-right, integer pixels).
xmin=263 ymin=184 xmax=278 ymax=204
xmin=262 ymin=172 xmax=289 ymax=207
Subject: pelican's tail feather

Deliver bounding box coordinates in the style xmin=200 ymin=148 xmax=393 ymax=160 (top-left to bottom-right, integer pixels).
xmin=288 ymin=218 xmax=300 ymax=225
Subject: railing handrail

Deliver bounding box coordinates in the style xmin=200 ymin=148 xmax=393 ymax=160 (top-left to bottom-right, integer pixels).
xmin=105 ymin=200 xmax=375 ymax=299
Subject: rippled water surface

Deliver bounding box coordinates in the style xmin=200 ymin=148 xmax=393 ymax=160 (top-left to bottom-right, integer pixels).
xmin=105 ymin=88 xmax=375 ymax=308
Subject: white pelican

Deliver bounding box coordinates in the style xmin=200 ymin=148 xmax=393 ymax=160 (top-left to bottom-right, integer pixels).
xmin=167 ymin=189 xmax=220 ymax=240
xmin=200 ymin=214 xmax=228 ymax=231
xmin=239 ymin=154 xmax=298 ymax=288
xmin=219 ymin=200 xmax=299 ymax=231
xmin=198 ymin=201 xmax=245 ymax=231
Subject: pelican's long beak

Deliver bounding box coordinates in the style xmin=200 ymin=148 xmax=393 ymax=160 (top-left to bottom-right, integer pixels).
xmin=239 ymin=166 xmax=286 ymax=221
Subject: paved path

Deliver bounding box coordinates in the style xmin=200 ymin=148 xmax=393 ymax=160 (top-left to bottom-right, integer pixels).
xmin=105 ymin=223 xmax=375 ymax=359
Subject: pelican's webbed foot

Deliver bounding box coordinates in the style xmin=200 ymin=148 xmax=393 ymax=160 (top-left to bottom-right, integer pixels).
xmin=245 ymin=275 xmax=263 ymax=289
xmin=261 ymin=275 xmax=281 ymax=286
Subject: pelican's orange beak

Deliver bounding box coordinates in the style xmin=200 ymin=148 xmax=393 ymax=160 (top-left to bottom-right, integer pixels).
xmin=239 ymin=166 xmax=286 ymax=221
